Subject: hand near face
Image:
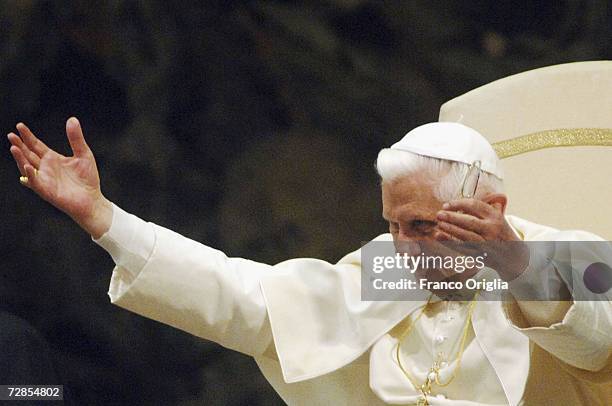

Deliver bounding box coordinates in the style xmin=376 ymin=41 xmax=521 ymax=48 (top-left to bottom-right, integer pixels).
xmin=435 ymin=195 xmax=530 ymax=280
xmin=435 ymin=195 xmax=518 ymax=241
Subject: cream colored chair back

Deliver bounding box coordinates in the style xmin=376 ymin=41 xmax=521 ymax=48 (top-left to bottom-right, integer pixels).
xmin=439 ymin=61 xmax=612 ymax=239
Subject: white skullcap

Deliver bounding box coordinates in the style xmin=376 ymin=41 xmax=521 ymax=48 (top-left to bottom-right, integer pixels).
xmin=390 ymin=122 xmax=503 ymax=179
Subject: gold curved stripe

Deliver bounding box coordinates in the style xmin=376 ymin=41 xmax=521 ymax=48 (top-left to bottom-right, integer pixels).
xmin=492 ymin=128 xmax=612 ymax=159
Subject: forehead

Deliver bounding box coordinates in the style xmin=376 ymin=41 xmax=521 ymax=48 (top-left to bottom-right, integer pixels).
xmin=381 ymin=176 xmax=441 ymax=219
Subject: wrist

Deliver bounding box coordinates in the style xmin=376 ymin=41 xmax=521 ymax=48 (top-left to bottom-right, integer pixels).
xmin=77 ymin=196 xmax=113 ymax=239
xmin=503 ymin=244 xmax=530 ymax=281
xmin=494 ymin=242 xmax=530 ymax=282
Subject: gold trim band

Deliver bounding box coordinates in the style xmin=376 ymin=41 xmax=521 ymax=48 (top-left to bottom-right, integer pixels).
xmin=492 ymin=128 xmax=612 ymax=159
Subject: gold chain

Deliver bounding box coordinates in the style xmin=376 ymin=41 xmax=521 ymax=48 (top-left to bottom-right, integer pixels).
xmin=395 ymin=292 xmax=479 ymax=405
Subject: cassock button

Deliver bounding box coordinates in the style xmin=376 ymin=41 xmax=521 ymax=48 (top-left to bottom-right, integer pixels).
xmin=434 ymin=335 xmax=446 ymax=344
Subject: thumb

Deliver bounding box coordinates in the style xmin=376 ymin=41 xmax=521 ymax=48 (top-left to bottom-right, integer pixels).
xmin=66 ymin=117 xmax=91 ymax=157
xmin=491 ymin=202 xmax=504 ymax=212
xmin=483 ymin=193 xmax=508 ymax=214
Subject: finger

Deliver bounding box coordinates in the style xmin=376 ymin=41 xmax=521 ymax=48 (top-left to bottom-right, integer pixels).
xmin=16 ymin=122 xmax=50 ymax=158
xmin=9 ymin=146 xmax=29 ymax=176
xmin=421 ymin=239 xmax=467 ymax=262
xmin=437 ymin=220 xmax=484 ymax=241
xmin=8 ymin=132 xmax=41 ymax=168
xmin=431 ymin=234 xmax=483 ymax=259
xmin=443 ymin=198 xmax=494 ymax=219
xmin=23 ymin=164 xmax=40 ymax=190
xmin=434 ymin=230 xmax=456 ymax=241
xmin=66 ymin=117 xmax=91 ymax=157
xmin=437 ymin=210 xmax=486 ymax=234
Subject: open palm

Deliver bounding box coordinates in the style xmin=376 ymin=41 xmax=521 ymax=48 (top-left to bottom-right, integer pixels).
xmin=8 ymin=118 xmax=106 ymax=230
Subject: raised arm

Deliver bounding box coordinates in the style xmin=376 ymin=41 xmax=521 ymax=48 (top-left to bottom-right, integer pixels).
xmin=7 ymin=118 xmax=274 ymax=356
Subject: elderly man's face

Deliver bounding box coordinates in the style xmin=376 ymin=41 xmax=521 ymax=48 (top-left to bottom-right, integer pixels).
xmin=381 ymin=175 xmax=443 ymax=242
xmin=382 ymin=175 xmax=479 ymax=291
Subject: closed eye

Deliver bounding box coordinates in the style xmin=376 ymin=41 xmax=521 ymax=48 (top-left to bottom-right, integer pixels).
xmin=411 ymin=219 xmax=436 ymax=231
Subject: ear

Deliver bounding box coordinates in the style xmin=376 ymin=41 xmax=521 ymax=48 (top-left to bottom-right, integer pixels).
xmin=482 ymin=193 xmax=508 ymax=215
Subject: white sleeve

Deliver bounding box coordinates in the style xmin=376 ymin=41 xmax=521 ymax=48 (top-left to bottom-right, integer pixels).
xmin=92 ymin=203 xmax=273 ymax=357
xmin=504 ymin=235 xmax=612 ymax=372
xmin=92 ymin=203 xmax=156 ymax=278
xmin=507 ymin=243 xmax=565 ymax=301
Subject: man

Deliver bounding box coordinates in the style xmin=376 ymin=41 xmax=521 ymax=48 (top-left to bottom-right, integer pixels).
xmin=7 ymin=117 xmax=611 ymax=405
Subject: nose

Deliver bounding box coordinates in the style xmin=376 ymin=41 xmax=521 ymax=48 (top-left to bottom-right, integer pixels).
xmin=395 ymin=229 xmax=411 ymax=242
xmin=394 ymin=236 xmax=421 ymax=256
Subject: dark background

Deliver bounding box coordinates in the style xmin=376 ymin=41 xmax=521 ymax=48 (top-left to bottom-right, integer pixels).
xmin=0 ymin=1 xmax=610 ymax=404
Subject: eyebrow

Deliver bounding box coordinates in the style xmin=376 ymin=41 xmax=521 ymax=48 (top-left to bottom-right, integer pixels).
xmin=383 ymin=205 xmax=436 ymax=222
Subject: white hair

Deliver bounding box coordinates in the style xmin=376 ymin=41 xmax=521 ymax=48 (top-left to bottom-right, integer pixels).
xmin=375 ymin=149 xmax=503 ymax=201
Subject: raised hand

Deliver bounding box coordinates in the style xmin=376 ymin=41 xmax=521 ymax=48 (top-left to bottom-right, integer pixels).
xmin=435 ymin=196 xmax=530 ymax=280
xmin=8 ymin=117 xmax=113 ymax=238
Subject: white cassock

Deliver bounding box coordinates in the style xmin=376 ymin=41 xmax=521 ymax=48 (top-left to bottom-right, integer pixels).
xmin=93 ymin=61 xmax=612 ymax=404
xmin=93 ymin=203 xmax=612 ymax=406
